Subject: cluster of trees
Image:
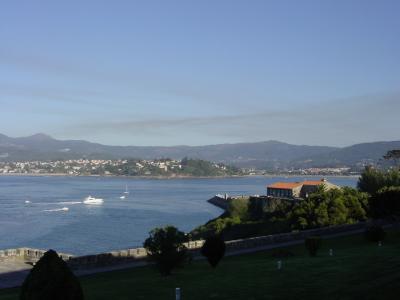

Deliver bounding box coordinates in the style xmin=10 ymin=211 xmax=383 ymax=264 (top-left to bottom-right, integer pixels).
xmin=191 ymin=186 xmax=370 ymax=240
xmin=194 ymin=175 xmax=399 ymax=241
xmin=357 ymin=149 xmax=400 ymax=219
xmin=289 ymin=187 xmax=368 ymax=230
xmin=180 ymin=158 xmax=241 ymax=177
xmin=143 ymin=226 xmax=226 ymax=276
xmin=357 ymin=166 xmax=400 ymax=196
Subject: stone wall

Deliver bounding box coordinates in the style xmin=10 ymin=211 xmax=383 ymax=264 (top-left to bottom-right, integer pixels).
xmin=223 ymin=221 xmax=381 ymax=252
xmin=67 ymin=247 xmax=147 ymax=269
xmin=0 ymin=247 xmax=73 ymax=262
xmin=67 ymin=240 xmax=205 ymax=269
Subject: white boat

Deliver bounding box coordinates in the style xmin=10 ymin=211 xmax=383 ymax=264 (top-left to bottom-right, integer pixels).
xmin=83 ymin=195 xmax=104 ymax=205
xmin=119 ymin=195 xmax=126 ymax=199
xmin=25 ymin=200 xmax=31 ymax=204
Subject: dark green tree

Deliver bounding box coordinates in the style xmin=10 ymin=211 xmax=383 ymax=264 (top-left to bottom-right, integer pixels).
xmin=290 ymin=197 xmax=321 ymax=229
xmin=385 ymin=169 xmax=400 ymax=187
xmin=341 ymin=187 xmax=369 ymax=222
xmin=290 ymin=187 xmax=368 ymax=230
xmin=369 ymin=186 xmax=400 ymax=218
xmin=358 ymin=167 xmax=400 ymax=196
xmin=143 ymin=226 xmax=188 ymax=276
xmin=201 ymin=235 xmax=226 ymax=268
xmin=20 ymin=249 xmax=83 ymax=300
xmin=357 ymin=166 xmax=386 ymax=195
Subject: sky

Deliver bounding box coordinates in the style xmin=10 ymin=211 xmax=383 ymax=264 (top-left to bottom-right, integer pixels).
xmin=0 ymin=0 xmax=399 ymax=147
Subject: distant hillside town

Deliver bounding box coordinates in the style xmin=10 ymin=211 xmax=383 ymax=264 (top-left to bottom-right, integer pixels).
xmin=0 ymin=158 xmax=360 ymax=177
xmin=0 ymin=158 xmax=241 ymax=177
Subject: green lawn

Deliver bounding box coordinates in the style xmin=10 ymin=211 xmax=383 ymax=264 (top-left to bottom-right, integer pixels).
xmin=1 ymin=231 xmax=400 ymax=300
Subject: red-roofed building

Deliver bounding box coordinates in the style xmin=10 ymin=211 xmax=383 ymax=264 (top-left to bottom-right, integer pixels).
xmin=267 ymin=178 xmax=339 ymax=199
xmin=266 ymin=182 xmax=303 ymax=198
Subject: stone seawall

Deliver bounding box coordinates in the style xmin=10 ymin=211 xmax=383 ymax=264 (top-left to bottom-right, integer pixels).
xmin=0 ymin=240 xmax=205 ymax=271
xmin=0 ymin=247 xmax=73 ymax=263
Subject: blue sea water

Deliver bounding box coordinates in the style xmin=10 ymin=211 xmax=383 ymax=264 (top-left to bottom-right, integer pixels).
xmin=0 ymin=175 xmax=357 ymax=255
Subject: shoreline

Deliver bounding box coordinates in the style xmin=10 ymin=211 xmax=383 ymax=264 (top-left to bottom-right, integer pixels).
xmin=0 ymin=173 xmax=360 ymax=179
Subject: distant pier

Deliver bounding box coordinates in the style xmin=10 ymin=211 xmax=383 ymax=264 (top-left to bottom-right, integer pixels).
xmin=207 ymin=194 xmax=229 ymax=210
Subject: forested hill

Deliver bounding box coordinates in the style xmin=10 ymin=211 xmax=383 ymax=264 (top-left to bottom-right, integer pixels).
xmin=0 ymin=133 xmax=399 ymax=169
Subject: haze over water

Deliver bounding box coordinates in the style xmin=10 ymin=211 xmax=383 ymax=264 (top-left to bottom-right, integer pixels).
xmin=0 ymin=175 xmax=357 ymax=255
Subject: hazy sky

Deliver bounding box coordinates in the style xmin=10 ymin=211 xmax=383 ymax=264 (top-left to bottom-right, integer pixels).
xmin=0 ymin=0 xmax=399 ymax=146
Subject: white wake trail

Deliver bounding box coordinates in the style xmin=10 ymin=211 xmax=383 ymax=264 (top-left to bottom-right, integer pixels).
xmin=43 ymin=207 xmax=69 ymax=212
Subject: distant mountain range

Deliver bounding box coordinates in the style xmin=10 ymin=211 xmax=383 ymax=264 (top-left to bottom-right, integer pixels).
xmin=0 ymin=133 xmax=399 ymax=170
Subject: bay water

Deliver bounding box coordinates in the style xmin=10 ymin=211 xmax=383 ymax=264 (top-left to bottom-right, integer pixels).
xmin=0 ymin=175 xmax=357 ymax=255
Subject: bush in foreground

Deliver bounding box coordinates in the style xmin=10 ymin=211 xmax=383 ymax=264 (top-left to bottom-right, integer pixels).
xmin=365 ymin=225 xmax=386 ymax=242
xmin=201 ymin=235 xmax=226 ymax=268
xmin=144 ymin=226 xmax=188 ymax=276
xmin=369 ymin=186 xmax=400 ymax=218
xmin=305 ymin=236 xmax=322 ymax=257
xmin=20 ymin=249 xmax=83 ymax=300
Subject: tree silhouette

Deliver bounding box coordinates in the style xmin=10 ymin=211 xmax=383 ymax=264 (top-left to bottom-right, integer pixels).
xmin=201 ymin=235 xmax=226 ymax=268
xmin=144 ymin=226 xmax=188 ymax=276
xmin=20 ymin=249 xmax=83 ymax=300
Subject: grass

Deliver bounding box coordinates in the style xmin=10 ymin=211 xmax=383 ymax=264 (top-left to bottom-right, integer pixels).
xmin=1 ymin=231 xmax=400 ymax=299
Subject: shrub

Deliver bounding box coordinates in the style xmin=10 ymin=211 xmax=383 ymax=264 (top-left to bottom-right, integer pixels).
xmin=365 ymin=225 xmax=386 ymax=242
xmin=358 ymin=167 xmax=400 ymax=196
xmin=290 ymin=187 xmax=368 ymax=230
xmin=228 ymin=198 xmax=249 ymax=220
xmin=143 ymin=226 xmax=188 ymax=276
xmin=369 ymin=186 xmax=400 ymax=218
xmin=20 ymin=249 xmax=83 ymax=300
xmin=201 ymin=235 xmax=226 ymax=268
xmin=305 ymin=236 xmax=322 ymax=257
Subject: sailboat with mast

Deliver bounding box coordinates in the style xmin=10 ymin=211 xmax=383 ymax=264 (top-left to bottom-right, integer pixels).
xmin=120 ymin=185 xmax=129 ymax=199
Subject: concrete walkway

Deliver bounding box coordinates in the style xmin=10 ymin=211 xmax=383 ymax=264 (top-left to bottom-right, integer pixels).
xmin=0 ymin=258 xmax=32 ymax=289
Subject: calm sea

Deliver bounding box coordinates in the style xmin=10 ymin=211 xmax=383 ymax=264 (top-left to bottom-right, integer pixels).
xmin=0 ymin=175 xmax=357 ymax=255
